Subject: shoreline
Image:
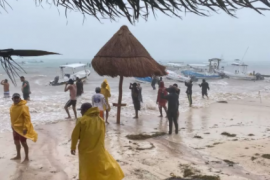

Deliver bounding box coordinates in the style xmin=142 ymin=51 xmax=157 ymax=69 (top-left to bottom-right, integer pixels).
xmin=0 ymin=98 xmax=270 ymax=180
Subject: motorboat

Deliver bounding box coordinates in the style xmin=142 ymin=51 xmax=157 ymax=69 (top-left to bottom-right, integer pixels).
xmin=165 ymin=70 xmax=193 ymax=82
xmin=134 ymin=77 xmax=152 ymax=83
xmin=49 ymin=63 xmax=91 ymax=86
xmin=182 ymin=58 xmax=222 ymax=79
xmin=215 ymin=60 xmax=263 ymax=80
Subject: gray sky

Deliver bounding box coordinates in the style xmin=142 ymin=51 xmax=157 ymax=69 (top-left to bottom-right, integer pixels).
xmin=1 ymin=1 xmax=270 ymax=62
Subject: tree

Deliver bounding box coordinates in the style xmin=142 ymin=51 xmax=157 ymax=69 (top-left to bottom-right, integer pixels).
xmin=1 ymin=0 xmax=270 ymax=24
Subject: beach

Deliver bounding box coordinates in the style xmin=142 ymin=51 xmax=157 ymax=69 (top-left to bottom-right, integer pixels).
xmin=0 ymin=98 xmax=270 ymax=180
xmin=0 ymin=60 xmax=270 ymax=180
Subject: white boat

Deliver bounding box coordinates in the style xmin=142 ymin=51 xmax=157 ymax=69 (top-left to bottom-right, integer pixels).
xmin=49 ymin=63 xmax=91 ymax=86
xmin=166 ymin=70 xmax=191 ymax=82
xmin=215 ymin=60 xmax=257 ymax=80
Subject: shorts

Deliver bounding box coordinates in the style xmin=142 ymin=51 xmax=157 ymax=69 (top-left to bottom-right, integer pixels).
xmin=23 ymin=93 xmax=30 ymax=100
xmin=99 ymin=111 xmax=104 ymax=119
xmin=4 ymin=91 xmax=10 ymax=98
xmin=65 ymin=100 xmax=77 ymax=108
xmin=158 ymin=102 xmax=167 ymax=107
xmin=13 ymin=130 xmax=26 ymax=143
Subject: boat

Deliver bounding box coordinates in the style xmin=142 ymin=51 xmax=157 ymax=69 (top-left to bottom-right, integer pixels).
xmin=49 ymin=63 xmax=91 ymax=86
xmin=165 ymin=70 xmax=192 ymax=82
xmin=182 ymin=58 xmax=222 ymax=79
xmin=215 ymin=60 xmax=262 ymax=80
xmin=134 ymin=77 xmax=152 ymax=83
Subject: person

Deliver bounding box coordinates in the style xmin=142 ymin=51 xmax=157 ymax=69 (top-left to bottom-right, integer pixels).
xmin=199 ymin=79 xmax=210 ymax=98
xmin=151 ymin=75 xmax=157 ymax=90
xmin=101 ymin=80 xmax=111 ymax=123
xmin=20 ymin=76 xmax=31 ymax=101
xmin=185 ymin=80 xmax=193 ymax=107
xmin=137 ymin=83 xmax=143 ymax=103
xmin=64 ymin=79 xmax=77 ymax=119
xmin=129 ymin=82 xmax=140 ymax=118
xmin=76 ymin=77 xmax=84 ymax=97
xmin=10 ymin=93 xmax=38 ymax=162
xmin=1 ymin=79 xmax=10 ymax=98
xmin=71 ymin=103 xmax=124 ymax=180
xmin=161 ymin=87 xmax=179 ymax=134
xmin=173 ymin=83 xmax=180 ymax=119
xmin=156 ymin=81 xmax=167 ymax=117
xmin=92 ymin=87 xmax=109 ymax=121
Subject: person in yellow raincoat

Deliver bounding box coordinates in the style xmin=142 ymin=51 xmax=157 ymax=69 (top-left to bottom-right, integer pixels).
xmin=101 ymin=79 xmax=111 ymax=123
xmin=71 ymin=103 xmax=124 ymax=180
xmin=10 ymin=93 xmax=38 ymax=162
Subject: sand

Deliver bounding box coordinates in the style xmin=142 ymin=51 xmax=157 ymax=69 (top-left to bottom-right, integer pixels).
xmin=0 ymin=98 xmax=270 ymax=180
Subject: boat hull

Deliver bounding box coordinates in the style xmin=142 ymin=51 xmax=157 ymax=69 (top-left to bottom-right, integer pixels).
xmin=181 ymin=70 xmax=220 ymax=79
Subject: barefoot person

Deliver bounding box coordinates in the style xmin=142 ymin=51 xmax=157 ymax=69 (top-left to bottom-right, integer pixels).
xmin=92 ymin=87 xmax=109 ymax=120
xmin=129 ymin=83 xmax=140 ymax=118
xmin=199 ymin=79 xmax=210 ymax=99
xmin=76 ymin=77 xmax=84 ymax=97
xmin=71 ymin=103 xmax=124 ymax=180
xmin=161 ymin=87 xmax=179 ymax=134
xmin=185 ymin=80 xmax=193 ymax=107
xmin=156 ymin=81 xmax=167 ymax=117
xmin=64 ymin=79 xmax=77 ymax=119
xmin=1 ymin=79 xmax=10 ymax=98
xmin=20 ymin=76 xmax=31 ymax=101
xmin=10 ymin=93 xmax=38 ymax=162
xmin=101 ymin=79 xmax=111 ymax=123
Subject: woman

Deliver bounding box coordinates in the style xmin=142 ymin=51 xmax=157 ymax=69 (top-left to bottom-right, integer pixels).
xmin=101 ymin=79 xmax=111 ymax=123
xmin=129 ymin=83 xmax=140 ymax=118
xmin=156 ymin=81 xmax=168 ymax=117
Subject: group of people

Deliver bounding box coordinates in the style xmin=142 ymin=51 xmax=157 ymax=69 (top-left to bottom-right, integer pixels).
xmin=3 ymin=74 xmax=211 ymax=180
xmin=6 ymin=76 xmax=124 ymax=180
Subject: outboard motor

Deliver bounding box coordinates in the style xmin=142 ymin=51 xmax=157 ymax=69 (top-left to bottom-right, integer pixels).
xmin=54 ymin=76 xmax=59 ymax=84
xmin=256 ymin=73 xmax=264 ymax=80
xmin=190 ymin=76 xmax=198 ymax=82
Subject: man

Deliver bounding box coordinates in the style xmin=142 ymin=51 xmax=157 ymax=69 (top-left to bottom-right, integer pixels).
xmin=101 ymin=80 xmax=111 ymax=123
xmin=199 ymin=79 xmax=210 ymax=98
xmin=129 ymin=83 xmax=140 ymax=119
xmin=1 ymin=79 xmax=10 ymax=98
xmin=76 ymin=77 xmax=84 ymax=97
xmin=10 ymin=93 xmax=38 ymax=162
xmin=185 ymin=80 xmax=193 ymax=107
xmin=161 ymin=87 xmax=179 ymax=134
xmin=92 ymin=87 xmax=108 ymax=120
xmin=151 ymin=75 xmax=157 ymax=90
xmin=20 ymin=76 xmax=31 ymax=101
xmin=71 ymin=103 xmax=124 ymax=180
xmin=64 ymin=79 xmax=77 ymax=119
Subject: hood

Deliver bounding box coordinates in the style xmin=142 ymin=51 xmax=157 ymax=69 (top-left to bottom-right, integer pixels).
xmin=101 ymin=79 xmax=111 ymax=98
xmin=84 ymin=107 xmax=100 ymax=116
xmin=159 ymin=81 xmax=165 ymax=88
xmin=14 ymin=100 xmax=27 ymax=106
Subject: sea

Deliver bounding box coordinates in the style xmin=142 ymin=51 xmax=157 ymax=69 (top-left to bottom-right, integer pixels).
xmin=0 ymin=58 xmax=270 ymax=132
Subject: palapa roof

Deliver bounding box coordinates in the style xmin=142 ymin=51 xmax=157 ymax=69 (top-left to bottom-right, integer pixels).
xmin=91 ymin=25 xmax=166 ymax=77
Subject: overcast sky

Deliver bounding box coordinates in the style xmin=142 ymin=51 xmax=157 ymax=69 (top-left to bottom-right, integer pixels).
xmin=1 ymin=1 xmax=270 ymax=63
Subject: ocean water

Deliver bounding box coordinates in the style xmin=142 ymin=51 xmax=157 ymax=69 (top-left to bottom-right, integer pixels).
xmin=0 ymin=58 xmax=270 ymax=132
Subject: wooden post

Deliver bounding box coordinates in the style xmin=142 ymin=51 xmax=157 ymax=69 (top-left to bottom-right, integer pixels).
xmin=117 ymin=76 xmax=123 ymax=124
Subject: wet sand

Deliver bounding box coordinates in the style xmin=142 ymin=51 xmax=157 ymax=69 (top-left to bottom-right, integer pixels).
xmin=0 ymin=98 xmax=270 ymax=180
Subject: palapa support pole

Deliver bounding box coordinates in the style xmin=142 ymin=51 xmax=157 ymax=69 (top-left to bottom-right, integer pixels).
xmin=117 ymin=76 xmax=123 ymax=124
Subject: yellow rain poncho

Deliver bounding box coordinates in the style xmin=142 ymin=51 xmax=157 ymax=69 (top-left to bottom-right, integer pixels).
xmin=71 ymin=107 xmax=124 ymax=180
xmin=101 ymin=79 xmax=111 ymax=111
xmin=10 ymin=100 xmax=38 ymax=142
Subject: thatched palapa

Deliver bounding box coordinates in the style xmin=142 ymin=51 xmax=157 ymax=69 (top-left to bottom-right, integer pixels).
xmin=92 ymin=26 xmax=166 ymax=77
xmin=92 ymin=25 xmax=166 ymax=124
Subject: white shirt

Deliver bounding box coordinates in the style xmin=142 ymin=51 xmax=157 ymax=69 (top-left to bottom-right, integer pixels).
xmin=92 ymin=93 xmax=108 ymax=111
